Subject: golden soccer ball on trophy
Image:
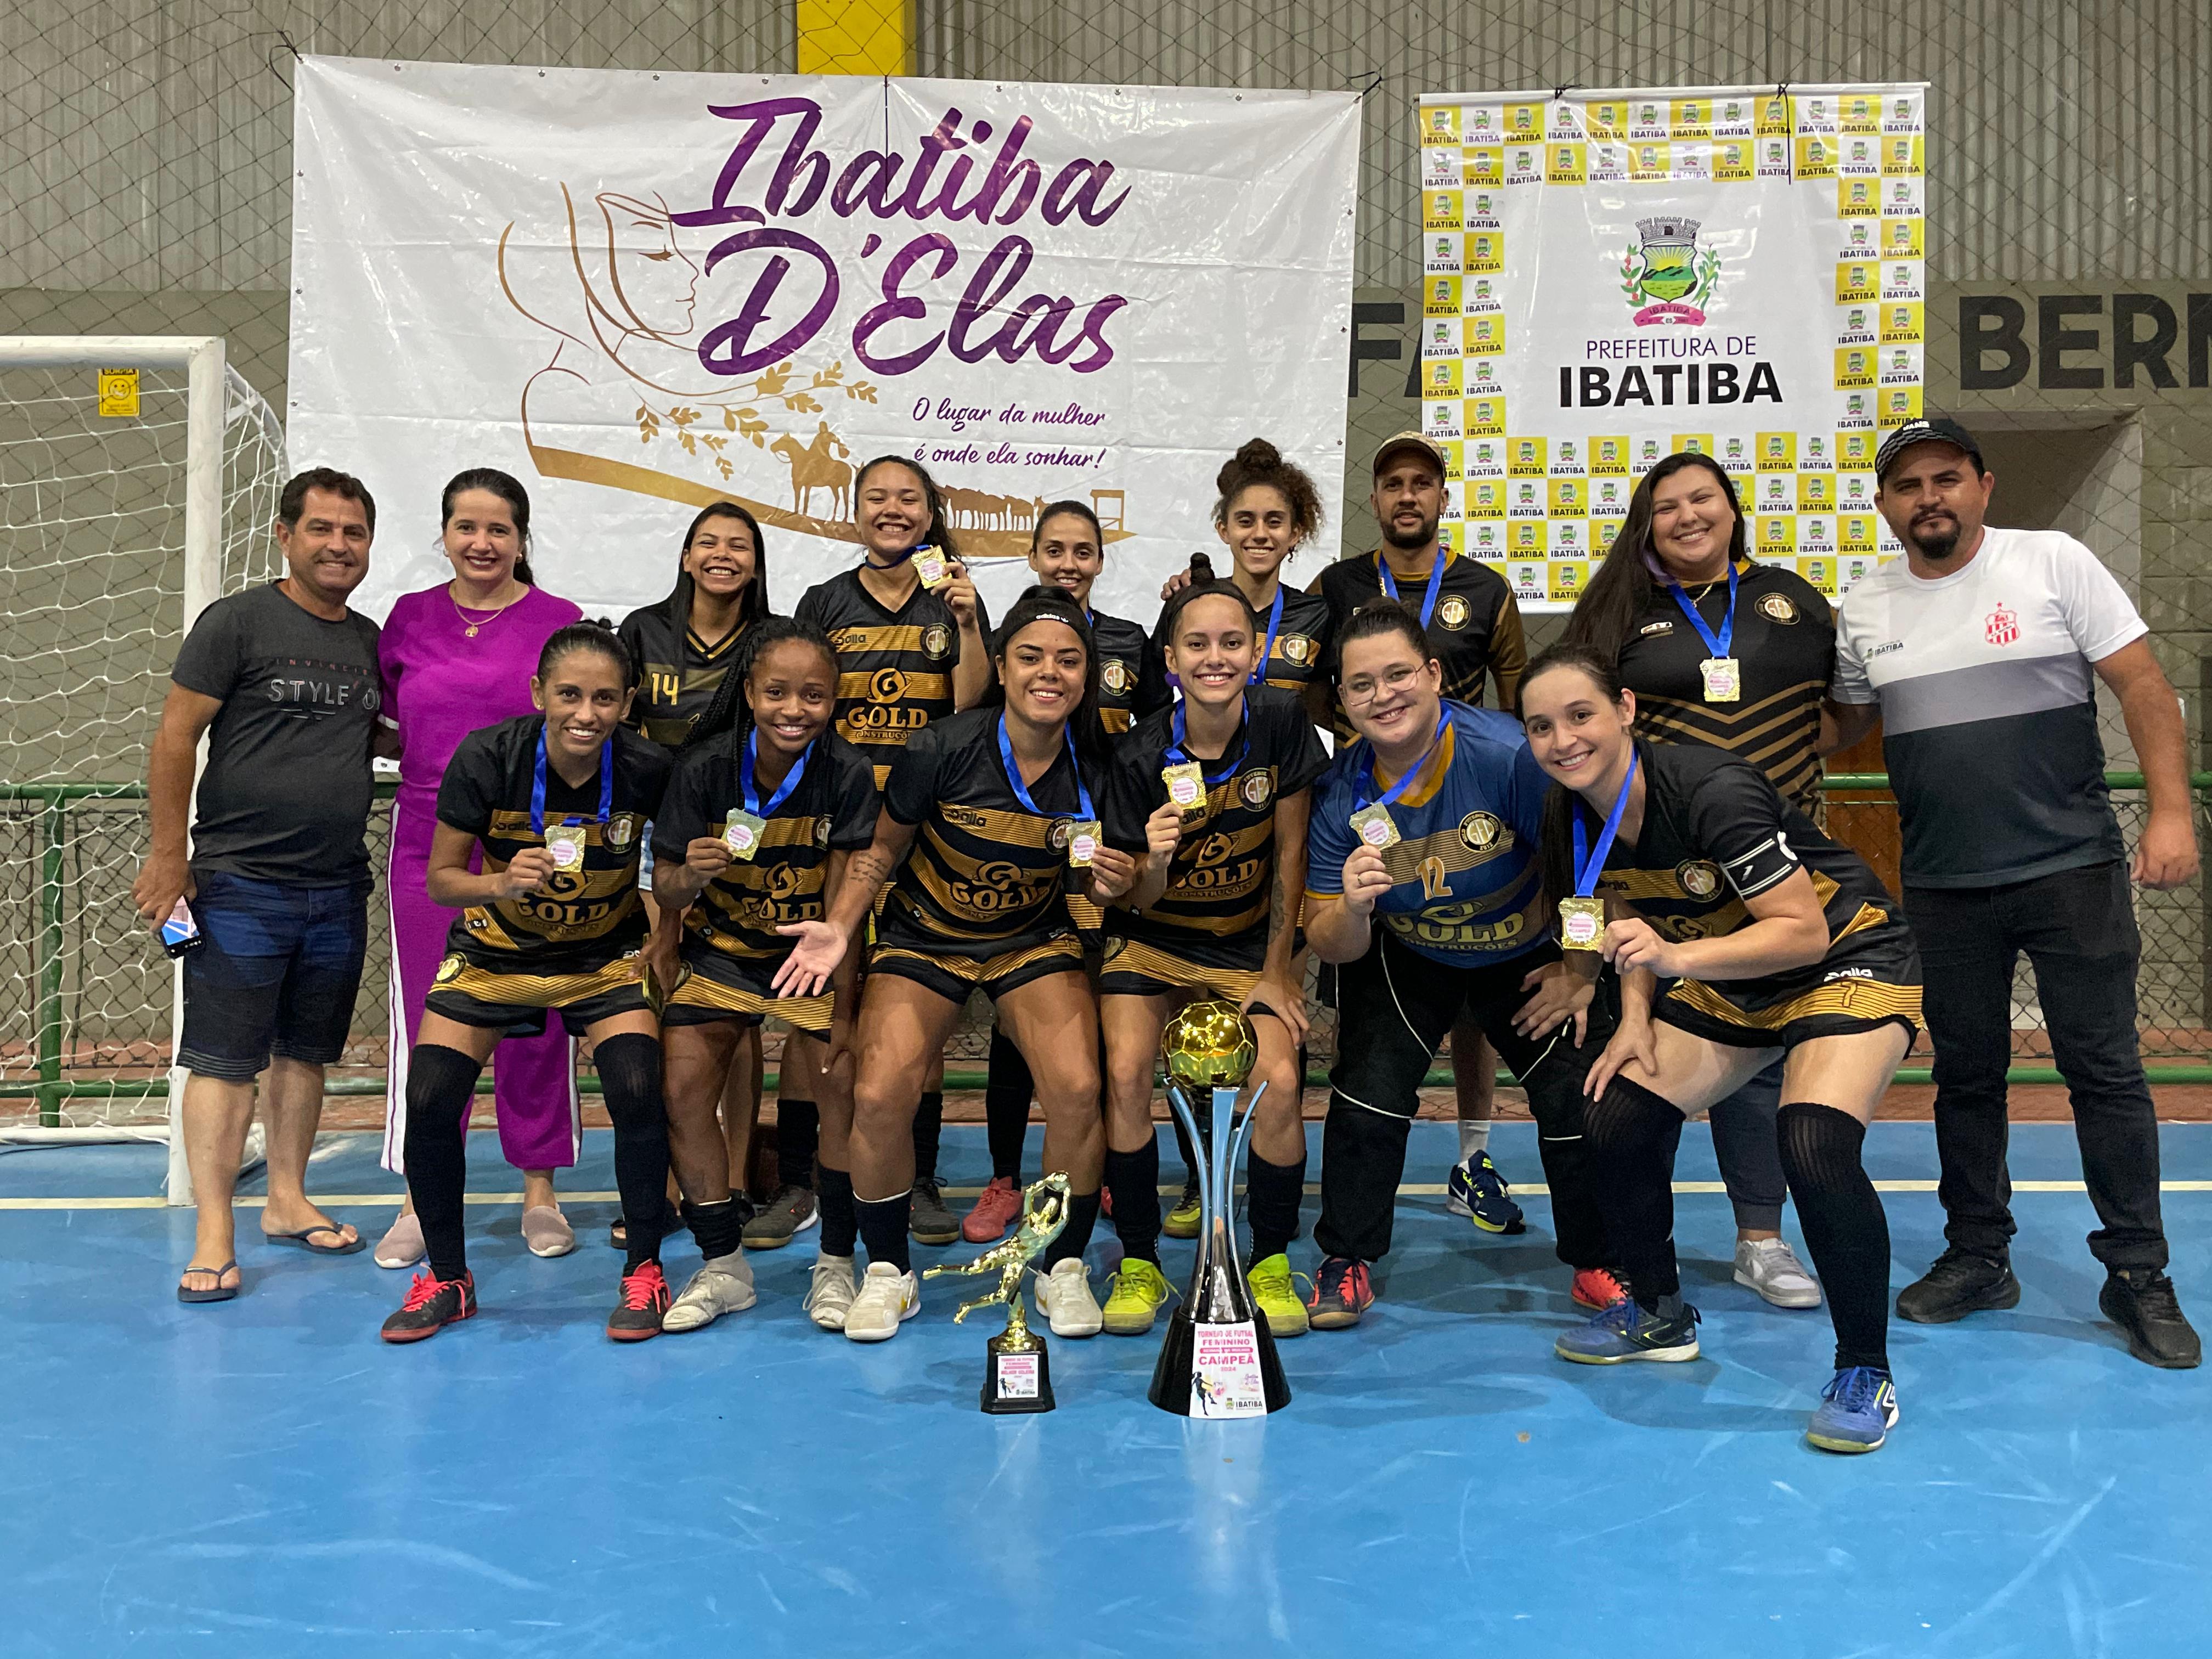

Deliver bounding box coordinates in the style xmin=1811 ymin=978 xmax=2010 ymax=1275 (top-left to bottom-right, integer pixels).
xmin=1159 ymin=999 xmax=1258 ymax=1093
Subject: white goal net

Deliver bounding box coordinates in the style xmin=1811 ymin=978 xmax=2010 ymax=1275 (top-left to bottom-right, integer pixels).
xmin=0 ymin=338 xmax=286 ymax=1140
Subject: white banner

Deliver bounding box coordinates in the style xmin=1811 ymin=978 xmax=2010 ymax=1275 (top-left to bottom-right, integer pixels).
xmin=289 ymin=57 xmax=1361 ymax=624
xmin=1414 ymin=84 xmax=1928 ymax=611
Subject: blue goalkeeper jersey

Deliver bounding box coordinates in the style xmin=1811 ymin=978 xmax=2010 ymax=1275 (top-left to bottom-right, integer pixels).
xmin=1304 ymin=699 xmax=1549 ymax=968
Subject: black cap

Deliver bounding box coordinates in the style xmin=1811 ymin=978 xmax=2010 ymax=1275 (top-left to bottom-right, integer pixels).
xmin=1875 ymin=417 xmax=1986 ymax=483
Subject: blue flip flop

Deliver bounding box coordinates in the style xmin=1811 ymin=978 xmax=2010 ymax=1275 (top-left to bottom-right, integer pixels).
xmin=264 ymin=1222 xmax=366 ymax=1256
xmin=177 ymin=1261 xmax=240 ymax=1304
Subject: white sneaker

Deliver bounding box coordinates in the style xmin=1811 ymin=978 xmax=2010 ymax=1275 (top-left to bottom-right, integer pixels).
xmin=1032 ymin=1257 xmax=1103 ymax=1338
xmin=1735 ymin=1237 xmax=1823 ymax=1308
xmin=662 ymin=1250 xmax=757 ymax=1332
xmin=806 ymin=1254 xmax=858 ymax=1330
xmin=841 ymin=1261 xmax=919 ymax=1341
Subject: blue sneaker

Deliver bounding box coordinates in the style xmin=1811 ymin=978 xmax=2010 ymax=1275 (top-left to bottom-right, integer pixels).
xmin=1554 ymin=1293 xmax=1701 ymax=1364
xmin=1806 ymin=1366 xmax=1899 ymax=1453
xmin=1447 ymin=1151 xmax=1526 ymax=1234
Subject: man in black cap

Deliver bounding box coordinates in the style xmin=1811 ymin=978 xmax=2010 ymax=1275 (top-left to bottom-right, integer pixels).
xmin=1825 ymin=417 xmax=2199 ymax=1367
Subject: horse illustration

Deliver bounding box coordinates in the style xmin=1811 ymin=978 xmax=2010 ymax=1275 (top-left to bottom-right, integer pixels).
xmin=772 ymin=422 xmax=853 ymax=521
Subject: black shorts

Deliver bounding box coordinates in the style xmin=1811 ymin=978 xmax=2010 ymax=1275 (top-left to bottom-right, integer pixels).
xmin=1097 ymin=936 xmax=1262 ymax=1005
xmin=177 ymin=872 xmax=369 ymax=1082
xmin=662 ymin=949 xmax=833 ymax=1034
xmin=868 ymin=934 xmax=1086 ymax=1005
xmin=424 ymin=952 xmax=655 ymax=1039
xmin=1654 ymin=906 xmax=1923 ymax=1050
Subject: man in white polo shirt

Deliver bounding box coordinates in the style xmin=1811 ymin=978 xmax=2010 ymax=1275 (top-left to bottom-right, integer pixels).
xmin=1825 ymin=417 xmax=2199 ymax=1368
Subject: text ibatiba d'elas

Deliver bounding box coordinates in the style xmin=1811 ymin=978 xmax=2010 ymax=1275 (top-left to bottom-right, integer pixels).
xmin=1559 ymin=333 xmax=1785 ymax=408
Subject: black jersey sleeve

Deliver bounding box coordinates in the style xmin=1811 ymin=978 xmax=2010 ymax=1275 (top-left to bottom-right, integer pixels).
xmin=1101 ymin=748 xmax=1158 ymax=854
xmin=793 ymin=581 xmax=827 ymax=630
xmin=883 ymin=719 xmax=950 ymax=825
xmin=1683 ymin=755 xmax=1804 ymax=900
xmin=651 ymin=744 xmax=719 ymax=864
xmin=435 ymin=726 xmax=504 ymax=837
xmin=622 ymin=736 xmax=675 ymax=821
xmin=1271 ymin=697 xmax=1331 ymax=797
xmin=829 ymin=743 xmax=883 ymax=849
xmin=1133 ymin=636 xmax=1173 ymax=720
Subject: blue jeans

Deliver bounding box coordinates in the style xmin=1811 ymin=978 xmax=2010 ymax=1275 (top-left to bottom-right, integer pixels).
xmin=177 ymin=871 xmax=369 ymax=1082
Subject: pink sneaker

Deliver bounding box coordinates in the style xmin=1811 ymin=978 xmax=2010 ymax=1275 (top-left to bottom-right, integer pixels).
xmin=962 ymin=1176 xmax=1023 ymax=1243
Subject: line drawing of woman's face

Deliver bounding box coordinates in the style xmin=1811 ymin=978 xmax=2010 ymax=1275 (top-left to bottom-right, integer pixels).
xmin=584 ymin=190 xmax=701 ymax=342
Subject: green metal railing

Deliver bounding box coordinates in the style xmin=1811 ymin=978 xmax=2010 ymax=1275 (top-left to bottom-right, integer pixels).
xmin=8 ymin=772 xmax=2212 ymax=1124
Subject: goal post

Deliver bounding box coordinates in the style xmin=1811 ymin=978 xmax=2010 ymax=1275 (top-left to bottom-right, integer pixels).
xmin=0 ymin=337 xmax=285 ymax=1201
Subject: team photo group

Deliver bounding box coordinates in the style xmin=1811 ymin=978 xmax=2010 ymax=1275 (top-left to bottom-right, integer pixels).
xmin=134 ymin=410 xmax=2201 ymax=1459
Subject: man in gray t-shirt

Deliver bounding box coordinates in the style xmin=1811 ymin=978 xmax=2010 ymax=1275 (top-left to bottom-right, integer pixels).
xmin=132 ymin=467 xmax=388 ymax=1304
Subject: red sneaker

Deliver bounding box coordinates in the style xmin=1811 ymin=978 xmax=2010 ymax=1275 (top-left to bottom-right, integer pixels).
xmin=961 ymin=1176 xmax=1023 ymax=1243
xmin=607 ymin=1261 xmax=670 ymax=1341
xmin=381 ymin=1271 xmax=476 ymax=1344
xmin=1572 ymin=1267 xmax=1630 ymax=1311
xmin=1307 ymin=1255 xmax=1374 ymax=1329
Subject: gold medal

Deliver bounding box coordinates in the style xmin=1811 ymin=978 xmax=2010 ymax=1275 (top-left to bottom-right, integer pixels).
xmin=1348 ymin=804 xmax=1401 ymax=850
xmin=1558 ymin=895 xmax=1606 ymax=951
xmin=545 ymin=827 xmax=585 ymax=872
xmin=1700 ymin=656 xmax=1741 ymax=702
xmin=1066 ymin=820 xmax=1103 ymax=867
xmin=1162 ymin=761 xmax=1208 ymax=819
xmin=913 ymin=548 xmax=951 ymax=589
xmin=723 ymin=810 xmax=767 ymax=861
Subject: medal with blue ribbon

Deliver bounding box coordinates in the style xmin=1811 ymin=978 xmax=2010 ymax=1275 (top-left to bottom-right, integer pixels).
xmin=724 ymin=729 xmax=810 ymax=861
xmin=1249 ymin=586 xmax=1285 ymax=685
xmin=1561 ymin=746 xmax=1639 ymax=950
xmin=1347 ymin=707 xmax=1449 ymax=850
xmin=531 ymin=727 xmax=614 ymax=872
xmin=1670 ymin=562 xmax=1741 ymax=703
xmin=998 ymin=715 xmax=1099 ymax=867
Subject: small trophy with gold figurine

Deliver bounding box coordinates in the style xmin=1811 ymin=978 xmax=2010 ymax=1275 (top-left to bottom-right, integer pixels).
xmin=924 ymin=1171 xmax=1070 ymax=1414
xmin=1149 ymin=1000 xmax=1292 ymax=1418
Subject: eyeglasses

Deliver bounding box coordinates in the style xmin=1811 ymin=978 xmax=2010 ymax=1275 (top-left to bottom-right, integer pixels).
xmin=1341 ymin=664 xmax=1425 ymax=706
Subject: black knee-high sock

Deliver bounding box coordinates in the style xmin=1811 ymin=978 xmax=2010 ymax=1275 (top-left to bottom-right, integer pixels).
xmin=983 ymin=1025 xmax=1032 ymax=1182
xmin=1246 ymin=1149 xmax=1307 ymax=1265
xmin=1043 ymin=1189 xmax=1102 ymax=1268
xmin=1170 ymin=1108 xmax=1207 ymax=1190
xmin=1104 ymin=1139 xmax=1162 ymax=1263
xmin=1583 ymin=1076 xmax=1686 ymax=1306
xmin=684 ymin=1198 xmax=744 ymax=1260
xmin=1777 ymin=1103 xmax=1892 ymax=1373
xmin=403 ymin=1043 xmax=483 ymax=1283
xmin=912 ymin=1091 xmax=944 ymax=1183
xmin=856 ymin=1190 xmax=912 ymax=1272
xmin=775 ymin=1097 xmax=818 ymax=1190
xmin=595 ymin=1032 xmax=672 ymax=1273
xmin=817 ymin=1165 xmax=858 ymax=1257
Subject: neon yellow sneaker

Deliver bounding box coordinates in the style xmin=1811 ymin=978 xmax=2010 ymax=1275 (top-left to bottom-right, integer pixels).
xmin=1248 ymin=1253 xmax=1310 ymax=1339
xmin=1102 ymin=1257 xmax=1172 ymax=1335
xmin=1163 ymin=1178 xmax=1203 ymax=1240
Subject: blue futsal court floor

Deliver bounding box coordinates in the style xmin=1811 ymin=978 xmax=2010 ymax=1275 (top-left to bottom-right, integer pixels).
xmin=4 ymin=1121 xmax=2207 ymax=1657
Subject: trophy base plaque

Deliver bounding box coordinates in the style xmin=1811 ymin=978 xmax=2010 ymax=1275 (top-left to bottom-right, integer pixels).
xmin=984 ymin=1330 xmax=1055 ymax=1414
xmin=1148 ymin=1304 xmax=1289 ymax=1417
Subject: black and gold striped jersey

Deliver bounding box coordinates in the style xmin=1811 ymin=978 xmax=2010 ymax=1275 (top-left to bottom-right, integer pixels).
xmin=1613 ymin=558 xmax=1834 ymax=817
xmin=1101 ymin=686 xmax=1329 ymax=972
xmin=876 ymin=707 xmax=1103 ymax=960
xmin=617 ymin=602 xmax=751 ymax=751
xmin=794 ymin=567 xmax=988 ymax=788
xmin=649 ymin=729 xmax=879 ymax=974
xmin=1090 ymin=606 xmax=1171 ymax=735
xmin=433 ymin=717 xmax=672 ymax=974
xmin=1595 ymin=740 xmax=1898 ymax=962
xmin=1312 ymin=549 xmax=1527 ymax=738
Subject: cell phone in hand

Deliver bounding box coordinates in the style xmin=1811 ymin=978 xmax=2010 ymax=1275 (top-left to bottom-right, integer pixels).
xmin=160 ymin=898 xmax=204 ymax=958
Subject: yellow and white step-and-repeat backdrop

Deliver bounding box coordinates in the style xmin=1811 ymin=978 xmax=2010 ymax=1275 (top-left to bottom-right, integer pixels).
xmin=1415 ymin=84 xmax=1928 ymax=612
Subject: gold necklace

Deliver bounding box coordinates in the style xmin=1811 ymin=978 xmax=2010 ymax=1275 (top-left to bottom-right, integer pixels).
xmin=450 ymin=580 xmax=522 ymax=639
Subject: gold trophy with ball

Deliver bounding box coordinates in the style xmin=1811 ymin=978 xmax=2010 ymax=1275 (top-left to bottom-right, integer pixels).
xmin=925 ymin=1172 xmax=1070 ymax=1414
xmin=1148 ymin=1001 xmax=1292 ymax=1417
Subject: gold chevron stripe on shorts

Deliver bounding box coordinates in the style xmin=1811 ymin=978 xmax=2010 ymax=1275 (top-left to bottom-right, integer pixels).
xmin=667 ymin=974 xmax=832 ymax=1032
xmin=1667 ymin=973 xmax=1922 ymax=1032
xmin=434 ymin=956 xmax=640 ymax=1008
xmin=1099 ymin=938 xmax=1259 ymax=1003
xmin=870 ymin=935 xmax=1084 ymax=986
